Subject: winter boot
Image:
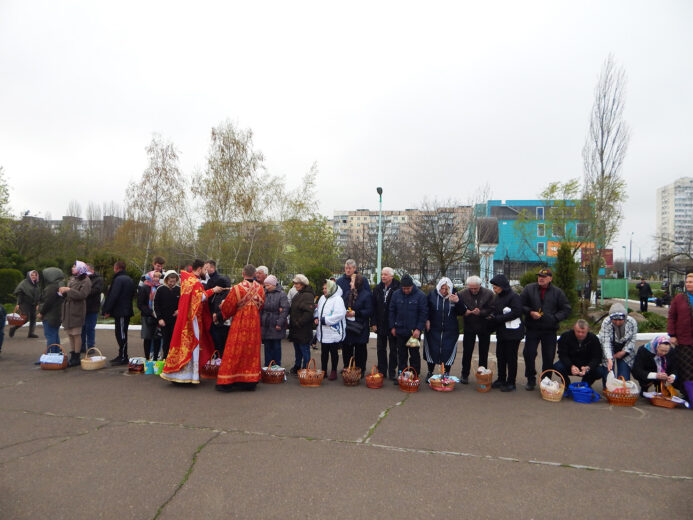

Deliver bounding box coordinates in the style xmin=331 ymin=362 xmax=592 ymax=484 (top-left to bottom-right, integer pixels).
xmin=68 ymin=351 xmax=81 ymax=367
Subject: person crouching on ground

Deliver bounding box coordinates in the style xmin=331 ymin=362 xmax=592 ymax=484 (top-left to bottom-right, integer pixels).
xmin=553 ymin=319 xmax=604 ymax=387
xmin=631 ymin=335 xmax=679 ymax=395
xmin=598 ymin=303 xmax=637 ymax=381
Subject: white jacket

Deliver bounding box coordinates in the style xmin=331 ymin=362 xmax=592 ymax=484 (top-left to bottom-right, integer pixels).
xmin=314 ymin=287 xmax=346 ymax=344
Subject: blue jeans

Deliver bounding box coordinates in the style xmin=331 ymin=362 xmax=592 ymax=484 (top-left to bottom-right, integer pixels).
xmin=81 ymin=312 xmax=98 ymax=351
xmin=264 ymin=339 xmax=282 ymax=366
xmin=602 ymin=358 xmax=631 ymax=386
xmin=293 ymin=342 xmax=310 ymax=369
xmin=43 ymin=322 xmax=61 ymax=348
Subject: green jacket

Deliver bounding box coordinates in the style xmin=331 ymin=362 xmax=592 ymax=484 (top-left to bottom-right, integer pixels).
xmin=14 ymin=271 xmax=41 ymax=315
xmin=40 ymin=268 xmax=66 ymax=328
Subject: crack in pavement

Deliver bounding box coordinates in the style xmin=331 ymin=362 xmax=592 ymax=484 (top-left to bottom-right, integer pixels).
xmin=2 ymin=406 xmax=691 ymax=482
xmin=152 ymin=431 xmax=221 ymax=520
xmin=357 ymin=394 xmax=410 ymax=443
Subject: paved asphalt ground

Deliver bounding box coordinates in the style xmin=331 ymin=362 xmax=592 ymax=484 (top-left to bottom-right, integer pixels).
xmin=0 ymin=329 xmax=691 ymax=520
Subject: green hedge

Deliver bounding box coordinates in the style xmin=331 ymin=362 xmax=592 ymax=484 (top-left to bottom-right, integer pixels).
xmin=0 ymin=268 xmax=23 ymax=304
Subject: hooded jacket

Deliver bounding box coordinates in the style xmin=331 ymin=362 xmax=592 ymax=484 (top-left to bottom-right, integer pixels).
xmin=315 ymin=286 xmax=346 ymax=344
xmin=488 ymin=278 xmax=525 ymax=342
xmin=40 ymin=267 xmax=65 ymax=328
xmin=14 ymin=271 xmax=41 ymax=314
xmin=389 ymin=285 xmax=428 ymax=336
xmin=288 ymin=285 xmax=316 ymax=344
xmin=261 ymin=287 xmax=290 ymax=340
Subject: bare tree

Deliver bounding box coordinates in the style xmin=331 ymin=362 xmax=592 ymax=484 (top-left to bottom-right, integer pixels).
xmin=582 ymin=54 xmax=629 ymax=288
xmin=66 ymin=199 xmax=82 ymax=218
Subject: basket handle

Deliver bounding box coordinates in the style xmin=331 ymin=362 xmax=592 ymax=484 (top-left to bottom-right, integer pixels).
xmin=45 ymin=343 xmax=65 ymax=355
xmin=307 ymin=358 xmax=316 ymax=371
xmin=660 ymin=382 xmax=672 ymax=398
xmin=268 ymin=359 xmax=277 ymax=368
xmin=540 ymin=369 xmax=566 ymax=388
xmin=370 ymin=365 xmax=379 ymax=376
xmin=348 ymin=356 xmax=356 ymax=371
xmin=86 ymin=347 xmax=103 ymax=358
xmin=590 ymin=389 xmax=601 ymax=402
xmin=211 ymin=350 xmax=220 ymax=361
xmin=401 ymin=366 xmax=418 ymax=380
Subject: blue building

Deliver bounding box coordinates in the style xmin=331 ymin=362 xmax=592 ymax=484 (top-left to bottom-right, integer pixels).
xmin=476 ymin=199 xmax=588 ymax=278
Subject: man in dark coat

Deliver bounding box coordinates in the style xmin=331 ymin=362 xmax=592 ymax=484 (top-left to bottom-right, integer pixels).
xmin=520 ymin=268 xmax=572 ymax=390
xmin=102 ymin=261 xmax=135 ymax=364
xmin=371 ymin=267 xmax=401 ymax=380
xmin=336 ymin=258 xmax=372 ymax=306
xmin=10 ymin=270 xmax=41 ymax=338
xmin=553 ymin=320 xmax=604 ymax=387
xmin=637 ymin=278 xmax=653 ymax=312
xmin=389 ymin=274 xmax=428 ymax=380
xmin=458 ymin=275 xmax=495 ymax=383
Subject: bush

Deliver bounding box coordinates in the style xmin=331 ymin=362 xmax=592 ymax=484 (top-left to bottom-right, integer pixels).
xmin=637 ymin=312 xmax=667 ymax=333
xmin=0 ymin=268 xmax=23 ymax=304
xmin=553 ymin=243 xmax=578 ymax=310
xmin=303 ymin=267 xmax=333 ymax=293
xmin=519 ymin=268 xmax=541 ymax=287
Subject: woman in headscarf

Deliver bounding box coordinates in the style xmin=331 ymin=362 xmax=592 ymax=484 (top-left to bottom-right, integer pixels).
xmin=314 ymin=279 xmax=346 ymax=380
xmin=138 ymin=270 xmax=162 ymax=359
xmin=598 ymin=302 xmax=638 ymax=380
xmin=424 ymin=277 xmax=465 ymax=382
xmin=10 ymin=270 xmax=41 ymax=338
xmin=488 ymin=274 xmax=524 ymax=392
xmin=59 ymin=261 xmax=92 ymax=367
xmin=632 ymin=335 xmax=679 ymax=395
xmin=342 ymin=273 xmax=373 ymax=376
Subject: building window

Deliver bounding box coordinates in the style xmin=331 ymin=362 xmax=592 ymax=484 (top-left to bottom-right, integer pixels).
xmin=576 ymin=222 xmax=588 ymax=237
xmin=552 ymin=223 xmax=564 ymax=238
xmin=537 ymin=223 xmax=545 ymax=237
xmin=536 ymin=207 xmax=544 ymax=220
xmin=537 ymin=242 xmax=546 ymax=256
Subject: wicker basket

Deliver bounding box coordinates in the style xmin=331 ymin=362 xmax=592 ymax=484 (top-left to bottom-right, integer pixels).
xmin=603 ymin=376 xmax=639 ymax=407
xmin=298 ymin=358 xmax=324 ymax=387
xmin=81 ymin=347 xmax=107 ymax=371
xmin=650 ymin=383 xmax=680 ymax=409
xmin=342 ymin=356 xmax=362 ymax=386
xmin=475 ymin=369 xmax=493 ymax=393
xmin=200 ymin=351 xmax=221 ymax=379
xmin=40 ymin=344 xmax=68 ymax=371
xmin=429 ymin=364 xmax=455 ymax=392
xmin=398 ymin=366 xmax=420 ymax=393
xmin=261 ymin=360 xmax=285 ymax=384
xmin=7 ymin=313 xmax=27 ymax=327
xmin=128 ymin=357 xmax=146 ymax=374
xmin=365 ymin=365 xmax=384 ymax=389
xmin=539 ymin=369 xmax=565 ymax=402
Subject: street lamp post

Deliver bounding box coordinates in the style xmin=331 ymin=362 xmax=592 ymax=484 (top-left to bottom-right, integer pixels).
xmin=622 ymin=245 xmax=628 ymax=314
xmin=376 ymin=187 xmax=383 ymax=284
xmin=629 ymin=232 xmax=633 ymax=277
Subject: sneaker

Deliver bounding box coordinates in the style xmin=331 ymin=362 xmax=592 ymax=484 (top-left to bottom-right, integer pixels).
xmin=501 ymin=384 xmax=517 ymax=392
xmin=111 ymin=356 xmax=128 ymax=366
xmin=525 ymin=381 xmax=536 ymax=391
xmin=328 ymin=370 xmax=337 ymax=381
xmin=491 ymin=379 xmax=505 ymax=389
xmin=460 ymin=376 xmax=469 ymax=385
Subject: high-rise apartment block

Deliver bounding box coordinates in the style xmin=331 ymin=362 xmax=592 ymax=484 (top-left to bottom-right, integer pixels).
xmin=656 ymin=177 xmax=693 ymax=257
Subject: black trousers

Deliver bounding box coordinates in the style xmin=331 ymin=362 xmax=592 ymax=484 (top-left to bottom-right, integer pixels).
xmin=553 ymin=360 xmax=604 ymax=387
xmin=321 ymin=342 xmax=340 ymax=372
xmin=211 ymin=324 xmax=229 ymax=355
xmin=342 ymin=342 xmax=367 ymax=373
xmin=376 ymin=333 xmax=398 ymax=379
xmin=497 ymin=338 xmax=520 ymax=385
xmin=461 ymin=329 xmax=490 ymax=378
xmin=114 ymin=316 xmax=130 ymax=357
xmin=161 ymin=322 xmax=175 ymax=359
xmin=522 ymin=329 xmax=557 ymax=383
xmin=639 ymin=297 xmax=648 ymax=312
xmin=396 ymin=335 xmax=421 ymax=376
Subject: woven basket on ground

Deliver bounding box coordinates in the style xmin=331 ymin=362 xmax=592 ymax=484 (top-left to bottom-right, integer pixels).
xmin=398 ymin=366 xmax=420 ymax=393
xmin=539 ymin=369 xmax=565 ymax=402
xmin=261 ymin=360 xmax=285 ymax=384
xmin=603 ymin=376 xmax=638 ymax=407
xmin=342 ymin=356 xmax=362 ymax=386
xmin=200 ymin=351 xmax=221 ymax=379
xmin=298 ymin=358 xmax=324 ymax=387
xmin=7 ymin=313 xmax=27 ymax=327
xmin=475 ymin=369 xmax=493 ymax=393
xmin=429 ymin=364 xmax=455 ymax=392
xmin=128 ymin=357 xmax=145 ymax=374
xmin=81 ymin=347 xmax=107 ymax=371
xmin=40 ymin=344 xmax=68 ymax=371
xmin=649 ymin=383 xmax=680 ymax=409
xmin=365 ymin=365 xmax=384 ymax=389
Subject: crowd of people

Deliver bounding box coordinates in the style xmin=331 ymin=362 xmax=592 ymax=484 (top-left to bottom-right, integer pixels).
xmin=2 ymin=256 xmax=692 ymax=401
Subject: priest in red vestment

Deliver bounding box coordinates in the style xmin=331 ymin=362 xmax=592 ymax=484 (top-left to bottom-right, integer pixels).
xmin=216 ymin=264 xmax=265 ymax=392
xmin=161 ymin=259 xmax=221 ymax=384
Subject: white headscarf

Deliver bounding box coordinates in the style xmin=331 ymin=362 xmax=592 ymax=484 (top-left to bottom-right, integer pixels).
xmin=436 ymin=277 xmax=453 ymax=298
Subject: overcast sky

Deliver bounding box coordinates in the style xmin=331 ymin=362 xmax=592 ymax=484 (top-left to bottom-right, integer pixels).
xmin=1 ymin=0 xmax=691 ymax=260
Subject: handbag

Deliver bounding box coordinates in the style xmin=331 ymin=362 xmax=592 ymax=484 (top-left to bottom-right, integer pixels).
xmin=345 ymin=318 xmax=364 ymax=335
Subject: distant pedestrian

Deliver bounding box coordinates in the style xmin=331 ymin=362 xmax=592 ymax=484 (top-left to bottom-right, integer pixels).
xmin=636 ymin=278 xmax=653 ymax=312
xmin=10 ymin=270 xmax=41 ymax=338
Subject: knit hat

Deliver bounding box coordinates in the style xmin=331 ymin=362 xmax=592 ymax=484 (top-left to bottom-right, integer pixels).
xmin=400 ymin=274 xmax=414 ymax=287
xmin=608 ymin=302 xmax=627 ymax=320
xmin=264 ymin=275 xmax=278 ymax=287
xmin=489 ymin=274 xmax=510 ymax=290
xmin=292 ymin=274 xmax=309 ymax=286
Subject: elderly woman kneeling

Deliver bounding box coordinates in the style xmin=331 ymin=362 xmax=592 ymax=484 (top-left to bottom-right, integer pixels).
xmin=631 ymin=335 xmax=679 ymax=394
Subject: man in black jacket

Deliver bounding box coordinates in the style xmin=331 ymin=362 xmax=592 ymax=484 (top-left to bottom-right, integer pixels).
xmin=520 ymin=268 xmax=571 ymax=390
xmin=102 ymin=261 xmax=135 ymax=364
xmin=637 ymin=277 xmax=653 ymax=312
xmin=371 ymin=267 xmax=401 ymax=380
xmin=389 ymin=274 xmax=428 ymax=380
xmin=458 ymin=275 xmax=494 ymax=384
xmin=553 ymin=320 xmax=603 ymax=386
